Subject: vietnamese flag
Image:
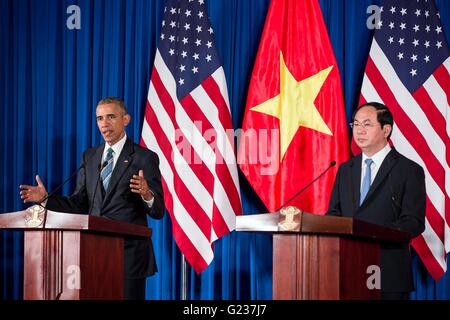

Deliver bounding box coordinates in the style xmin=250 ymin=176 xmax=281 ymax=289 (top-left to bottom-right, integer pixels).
xmin=238 ymin=0 xmax=350 ymax=214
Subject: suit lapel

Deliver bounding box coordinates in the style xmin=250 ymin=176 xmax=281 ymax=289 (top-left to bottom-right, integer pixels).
xmin=103 ymin=139 xmax=134 ymax=206
xmin=361 ymin=149 xmax=398 ymax=206
xmin=350 ymin=154 xmax=362 ymax=214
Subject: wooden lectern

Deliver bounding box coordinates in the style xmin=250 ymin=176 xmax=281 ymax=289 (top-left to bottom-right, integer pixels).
xmin=236 ymin=209 xmax=410 ymax=300
xmin=0 ymin=206 xmax=151 ymax=300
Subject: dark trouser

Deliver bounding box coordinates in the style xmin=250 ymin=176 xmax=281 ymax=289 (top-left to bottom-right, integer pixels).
xmin=124 ymin=278 xmax=146 ymax=300
xmin=380 ymin=292 xmax=410 ymax=300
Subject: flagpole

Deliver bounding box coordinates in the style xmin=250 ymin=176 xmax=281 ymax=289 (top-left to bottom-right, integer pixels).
xmin=181 ymin=254 xmax=187 ymax=300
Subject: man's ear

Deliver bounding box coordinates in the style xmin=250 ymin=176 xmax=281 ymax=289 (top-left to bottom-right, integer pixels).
xmin=124 ymin=114 xmax=131 ymax=126
xmin=384 ymin=124 xmax=392 ymax=138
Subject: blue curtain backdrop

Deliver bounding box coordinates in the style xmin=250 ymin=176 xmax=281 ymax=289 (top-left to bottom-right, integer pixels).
xmin=1 ymin=0 xmax=449 ymax=300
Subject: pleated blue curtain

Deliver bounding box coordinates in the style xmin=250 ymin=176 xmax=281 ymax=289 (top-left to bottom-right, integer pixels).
xmin=1 ymin=0 xmax=450 ymax=300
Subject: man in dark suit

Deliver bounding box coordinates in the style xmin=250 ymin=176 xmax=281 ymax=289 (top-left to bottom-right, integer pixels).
xmin=327 ymin=102 xmax=426 ymax=300
xmin=19 ymin=97 xmax=164 ymax=300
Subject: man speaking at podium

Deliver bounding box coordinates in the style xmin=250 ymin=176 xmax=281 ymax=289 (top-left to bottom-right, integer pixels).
xmin=19 ymin=97 xmax=164 ymax=300
xmin=327 ymin=102 xmax=426 ymax=300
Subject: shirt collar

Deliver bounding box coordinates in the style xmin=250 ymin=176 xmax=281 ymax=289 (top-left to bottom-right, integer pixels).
xmin=362 ymin=144 xmax=391 ymax=167
xmin=104 ymin=134 xmax=127 ymax=158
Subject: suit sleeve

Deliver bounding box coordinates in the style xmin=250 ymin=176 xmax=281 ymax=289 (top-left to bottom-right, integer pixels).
xmin=46 ymin=154 xmax=89 ymax=214
xmin=144 ymin=152 xmax=165 ymax=220
xmin=326 ymin=166 xmax=343 ymax=216
xmin=390 ymin=163 xmax=426 ymax=237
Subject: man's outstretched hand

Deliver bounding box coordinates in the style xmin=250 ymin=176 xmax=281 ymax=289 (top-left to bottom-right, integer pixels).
xmin=130 ymin=170 xmax=154 ymax=201
xmin=19 ymin=175 xmax=48 ymax=203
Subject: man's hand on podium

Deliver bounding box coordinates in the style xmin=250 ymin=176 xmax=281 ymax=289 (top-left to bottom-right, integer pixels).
xmin=19 ymin=175 xmax=48 ymax=203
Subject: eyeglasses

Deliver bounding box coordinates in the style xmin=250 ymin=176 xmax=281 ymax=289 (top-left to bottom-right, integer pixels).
xmin=349 ymin=122 xmax=379 ymax=130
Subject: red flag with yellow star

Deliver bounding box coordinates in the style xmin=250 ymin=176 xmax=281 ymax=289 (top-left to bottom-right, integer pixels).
xmin=238 ymin=0 xmax=349 ymax=214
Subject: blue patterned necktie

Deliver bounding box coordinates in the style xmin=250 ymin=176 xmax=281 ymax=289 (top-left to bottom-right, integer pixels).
xmin=101 ymin=148 xmax=114 ymax=191
xmin=360 ymin=158 xmax=374 ymax=205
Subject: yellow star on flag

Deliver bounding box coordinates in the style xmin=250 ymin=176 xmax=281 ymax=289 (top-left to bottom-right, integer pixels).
xmin=251 ymin=51 xmax=333 ymax=160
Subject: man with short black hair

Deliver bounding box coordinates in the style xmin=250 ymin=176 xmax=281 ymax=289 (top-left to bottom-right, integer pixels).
xmin=20 ymin=97 xmax=164 ymax=300
xmin=327 ymin=102 xmax=426 ymax=300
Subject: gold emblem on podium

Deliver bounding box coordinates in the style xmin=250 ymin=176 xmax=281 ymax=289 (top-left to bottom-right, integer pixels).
xmin=278 ymin=206 xmax=301 ymax=231
xmin=25 ymin=205 xmax=46 ymax=228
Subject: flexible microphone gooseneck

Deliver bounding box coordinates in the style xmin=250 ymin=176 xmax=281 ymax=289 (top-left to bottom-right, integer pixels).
xmin=37 ymin=163 xmax=86 ymax=207
xmin=34 ymin=163 xmax=85 ymax=228
xmin=89 ymin=160 xmax=108 ymax=216
xmin=274 ymin=160 xmax=336 ymax=212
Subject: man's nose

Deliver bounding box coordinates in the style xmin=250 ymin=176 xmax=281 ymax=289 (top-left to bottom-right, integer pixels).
xmin=356 ymin=126 xmax=367 ymax=134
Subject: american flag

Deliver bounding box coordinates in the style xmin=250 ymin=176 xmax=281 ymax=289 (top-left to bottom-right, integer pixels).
xmin=358 ymin=0 xmax=450 ymax=280
xmin=140 ymin=0 xmax=242 ymax=273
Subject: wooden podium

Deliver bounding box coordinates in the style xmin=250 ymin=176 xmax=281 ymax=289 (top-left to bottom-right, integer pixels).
xmin=236 ymin=210 xmax=410 ymax=300
xmin=0 ymin=206 xmax=151 ymax=300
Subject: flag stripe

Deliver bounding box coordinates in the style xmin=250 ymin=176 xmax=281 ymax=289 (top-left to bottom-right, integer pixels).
xmin=426 ymin=197 xmax=446 ymax=241
xmin=197 ymin=76 xmax=241 ymax=189
xmin=423 ymin=74 xmax=448 ymax=120
xmin=432 ymin=61 xmax=450 ymax=104
xmin=421 ymin=218 xmax=447 ymax=270
xmin=202 ymin=74 xmax=234 ymax=144
xmin=412 ymin=234 xmax=445 ymax=280
xmin=414 ymin=86 xmax=447 ymax=143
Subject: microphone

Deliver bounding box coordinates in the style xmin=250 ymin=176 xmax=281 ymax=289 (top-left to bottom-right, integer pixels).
xmin=88 ymin=160 xmax=108 ymax=216
xmin=274 ymin=160 xmax=337 ymax=212
xmin=37 ymin=163 xmax=86 ymax=206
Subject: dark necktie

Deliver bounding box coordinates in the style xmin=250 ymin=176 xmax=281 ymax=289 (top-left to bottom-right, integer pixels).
xmin=101 ymin=148 xmax=114 ymax=191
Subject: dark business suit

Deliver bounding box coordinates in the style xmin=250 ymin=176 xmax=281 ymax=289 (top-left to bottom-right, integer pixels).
xmin=46 ymin=138 xmax=164 ymax=298
xmin=327 ymin=148 xmax=425 ymax=294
